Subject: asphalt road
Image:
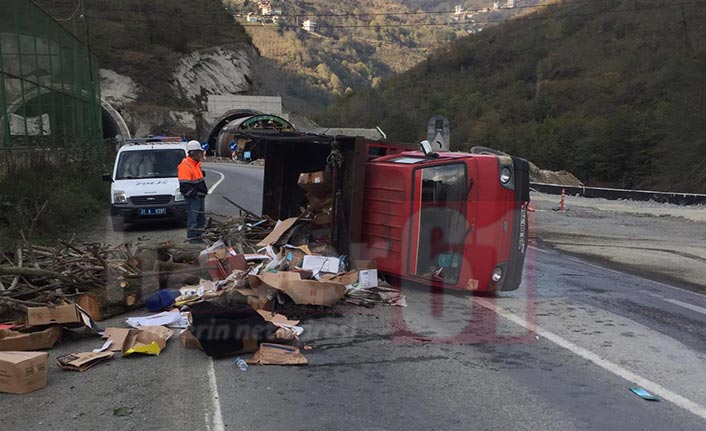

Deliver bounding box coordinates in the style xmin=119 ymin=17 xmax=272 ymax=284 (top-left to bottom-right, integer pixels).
xmin=4 ymin=164 xmax=706 ymax=430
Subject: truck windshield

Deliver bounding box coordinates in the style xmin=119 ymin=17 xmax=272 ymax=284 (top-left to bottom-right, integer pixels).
xmin=115 ymin=149 xmax=185 ymax=179
xmin=415 ymin=163 xmax=468 ymax=283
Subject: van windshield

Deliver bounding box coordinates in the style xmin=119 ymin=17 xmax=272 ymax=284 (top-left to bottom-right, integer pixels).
xmin=115 ymin=149 xmax=185 ymax=179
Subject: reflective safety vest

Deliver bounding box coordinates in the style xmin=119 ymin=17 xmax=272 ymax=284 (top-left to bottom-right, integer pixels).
xmin=178 ymin=157 xmax=208 ymax=198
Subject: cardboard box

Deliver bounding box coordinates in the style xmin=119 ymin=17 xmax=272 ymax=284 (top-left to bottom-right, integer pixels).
xmin=56 ymin=351 xmax=114 ymax=372
xmin=250 ymin=271 xmax=346 ymax=307
xmin=179 ymin=329 xmax=203 ymax=351
xmin=0 ymin=325 xmax=62 ymax=351
xmin=359 ymin=269 xmax=379 ymax=289
xmin=26 ymin=304 xmax=81 ymax=326
xmin=297 ymin=171 xmax=332 ymax=197
xmin=0 ymin=351 xmax=48 ymax=394
xmin=302 ymin=255 xmax=341 ymax=274
xmin=320 ymin=271 xmax=360 ymax=286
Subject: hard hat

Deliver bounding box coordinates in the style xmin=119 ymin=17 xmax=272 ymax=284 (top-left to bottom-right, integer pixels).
xmin=187 ymin=140 xmax=203 ymax=152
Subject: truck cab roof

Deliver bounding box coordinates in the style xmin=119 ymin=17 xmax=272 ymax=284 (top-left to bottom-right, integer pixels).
xmin=371 ymin=150 xmax=492 ymax=165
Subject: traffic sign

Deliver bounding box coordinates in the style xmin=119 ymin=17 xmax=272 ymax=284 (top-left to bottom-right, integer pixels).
xmin=200 ymin=142 xmax=209 ymax=151
xmin=229 ymin=141 xmax=238 ymax=151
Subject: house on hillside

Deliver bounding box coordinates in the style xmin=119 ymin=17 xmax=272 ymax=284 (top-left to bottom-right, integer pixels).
xmin=246 ymin=13 xmax=259 ymax=23
xmin=506 ymin=0 xmax=515 ymax=7
xmin=261 ymin=3 xmax=272 ymax=15
xmin=302 ymin=19 xmax=317 ymax=33
xmin=454 ymin=5 xmax=464 ymax=15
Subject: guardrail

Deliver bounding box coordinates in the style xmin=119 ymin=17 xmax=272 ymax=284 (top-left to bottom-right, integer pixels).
xmin=530 ymin=182 xmax=706 ymax=206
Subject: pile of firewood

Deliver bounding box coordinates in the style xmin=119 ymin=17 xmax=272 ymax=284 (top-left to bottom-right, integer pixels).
xmin=203 ymin=213 xmax=277 ymax=253
xmin=0 ymin=238 xmax=207 ymax=319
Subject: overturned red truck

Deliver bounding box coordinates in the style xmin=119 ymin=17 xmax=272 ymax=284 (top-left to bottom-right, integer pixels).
xmin=242 ymin=133 xmax=529 ymax=293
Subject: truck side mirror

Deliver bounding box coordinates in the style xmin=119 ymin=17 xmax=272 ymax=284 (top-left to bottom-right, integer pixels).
xmin=420 ymin=140 xmax=438 ymax=158
xmin=102 ymin=174 xmax=113 ymax=182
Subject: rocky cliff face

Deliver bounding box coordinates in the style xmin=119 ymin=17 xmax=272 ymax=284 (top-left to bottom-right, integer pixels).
xmin=172 ymin=47 xmax=254 ymax=105
xmin=101 ymin=46 xmax=257 ymax=138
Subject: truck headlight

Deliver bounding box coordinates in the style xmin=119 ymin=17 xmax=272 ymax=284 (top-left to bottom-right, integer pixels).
xmin=500 ymin=167 xmax=512 ymax=184
xmin=113 ymin=190 xmax=128 ymax=204
xmin=175 ymin=188 xmax=184 ymax=202
xmin=491 ymin=267 xmax=504 ymax=283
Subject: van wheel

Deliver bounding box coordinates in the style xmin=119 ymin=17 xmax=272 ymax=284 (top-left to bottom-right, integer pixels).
xmin=111 ymin=216 xmax=126 ymax=232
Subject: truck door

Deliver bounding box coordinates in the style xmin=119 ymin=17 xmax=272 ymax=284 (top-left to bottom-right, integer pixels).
xmin=408 ymin=162 xmax=470 ymax=285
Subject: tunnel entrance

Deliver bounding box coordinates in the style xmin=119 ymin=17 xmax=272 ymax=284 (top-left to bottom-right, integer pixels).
xmin=100 ymin=100 xmax=131 ymax=142
xmin=207 ymin=111 xmax=295 ymax=157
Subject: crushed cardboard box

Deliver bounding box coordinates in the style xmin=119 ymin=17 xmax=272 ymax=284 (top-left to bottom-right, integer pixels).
xmin=256 ymin=310 xmax=300 ymax=326
xmin=247 ymin=343 xmax=308 ymax=366
xmin=0 ymin=351 xmax=48 ymax=394
xmin=56 ymin=351 xmax=114 ymax=372
xmin=256 ymin=217 xmax=300 ymax=248
xmin=103 ymin=326 xmax=174 ymax=356
xmin=180 ymin=329 xmax=203 ymax=351
xmin=0 ymin=325 xmax=62 ymax=351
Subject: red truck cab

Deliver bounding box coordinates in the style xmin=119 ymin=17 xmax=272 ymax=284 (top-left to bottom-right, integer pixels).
xmin=249 ymin=133 xmax=529 ymax=293
xmin=361 ymin=151 xmax=528 ymax=292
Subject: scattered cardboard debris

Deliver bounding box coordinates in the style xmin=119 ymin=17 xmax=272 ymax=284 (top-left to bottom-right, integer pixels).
xmin=248 ymin=343 xmax=308 ymax=366
xmin=56 ymin=351 xmax=114 ymax=371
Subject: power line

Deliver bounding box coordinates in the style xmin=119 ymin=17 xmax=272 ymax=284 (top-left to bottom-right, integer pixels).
xmin=238 ymin=0 xmax=706 ymax=28
xmin=83 ymin=0 xmax=593 ymax=19
xmin=240 ymin=0 xmax=599 ymax=18
xmin=88 ymin=0 xmax=706 ymax=30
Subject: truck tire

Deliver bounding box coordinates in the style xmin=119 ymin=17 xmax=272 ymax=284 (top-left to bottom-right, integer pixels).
xmin=111 ymin=216 xmax=125 ymax=232
xmin=470 ymin=146 xmax=508 ymax=156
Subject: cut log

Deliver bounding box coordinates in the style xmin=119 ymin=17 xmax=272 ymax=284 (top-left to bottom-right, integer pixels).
xmin=76 ymin=293 xmax=103 ymax=322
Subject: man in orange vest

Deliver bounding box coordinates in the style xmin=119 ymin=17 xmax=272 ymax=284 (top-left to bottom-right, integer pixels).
xmin=178 ymin=141 xmax=208 ymax=242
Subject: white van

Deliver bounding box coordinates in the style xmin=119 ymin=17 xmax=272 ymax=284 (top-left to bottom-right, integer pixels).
xmin=103 ymin=140 xmax=189 ymax=231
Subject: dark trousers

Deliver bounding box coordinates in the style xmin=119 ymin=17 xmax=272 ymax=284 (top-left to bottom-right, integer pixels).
xmin=186 ymin=196 xmax=206 ymax=241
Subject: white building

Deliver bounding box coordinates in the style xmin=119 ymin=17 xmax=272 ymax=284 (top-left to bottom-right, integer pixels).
xmin=261 ymin=4 xmax=272 ymax=15
xmin=454 ymin=5 xmax=464 ymax=15
xmin=302 ymin=19 xmax=317 ymax=33
xmin=507 ymin=0 xmax=515 ymax=8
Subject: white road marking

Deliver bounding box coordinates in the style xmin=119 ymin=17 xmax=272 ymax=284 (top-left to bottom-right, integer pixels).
xmin=476 ymin=297 xmax=706 ymax=421
xmin=530 ymin=245 xmax=706 ymax=300
xmin=645 ymin=292 xmax=706 ymax=317
xmin=205 ymin=169 xmax=225 ymax=195
xmin=205 ymin=357 xmax=225 ymax=431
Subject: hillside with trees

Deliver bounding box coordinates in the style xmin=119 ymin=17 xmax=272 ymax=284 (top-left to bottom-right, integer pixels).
xmin=318 ymin=0 xmax=706 ymax=193
xmin=228 ymin=0 xmax=547 ymax=114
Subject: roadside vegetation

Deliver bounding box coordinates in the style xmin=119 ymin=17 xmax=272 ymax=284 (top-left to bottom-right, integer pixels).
xmin=319 ymin=0 xmax=706 ymax=193
xmin=0 ymin=142 xmax=112 ymax=249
